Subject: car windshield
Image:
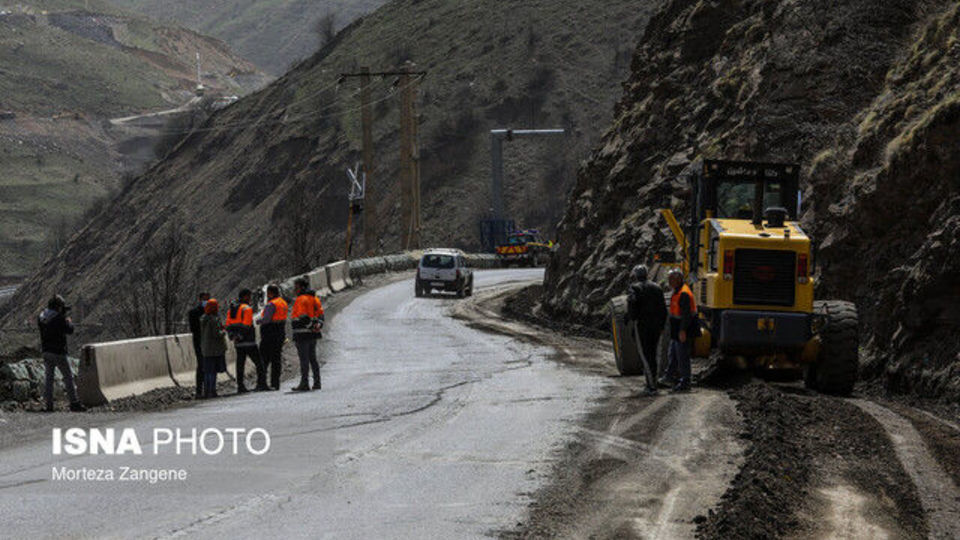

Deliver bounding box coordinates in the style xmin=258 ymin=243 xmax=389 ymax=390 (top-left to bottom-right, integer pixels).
xmin=422 ymin=254 xmax=455 ymax=269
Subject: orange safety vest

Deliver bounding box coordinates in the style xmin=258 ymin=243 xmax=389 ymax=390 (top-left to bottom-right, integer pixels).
xmin=225 ymin=304 xmax=253 ymax=327
xmin=291 ymin=294 xmax=324 ymax=319
xmin=268 ymin=297 xmax=288 ymax=322
xmin=670 ymin=284 xmax=697 ymax=317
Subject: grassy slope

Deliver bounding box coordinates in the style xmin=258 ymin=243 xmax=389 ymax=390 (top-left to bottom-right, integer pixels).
xmin=0 ymin=0 xmax=267 ymax=279
xmin=107 ymin=0 xmax=386 ymax=74
xmin=0 ymin=0 xmax=658 ymax=348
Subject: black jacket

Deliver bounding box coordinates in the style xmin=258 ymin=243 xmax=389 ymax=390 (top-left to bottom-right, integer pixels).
xmin=627 ymin=280 xmax=667 ymax=333
xmin=38 ymin=308 xmax=74 ymax=355
xmin=188 ymin=304 xmax=205 ymax=346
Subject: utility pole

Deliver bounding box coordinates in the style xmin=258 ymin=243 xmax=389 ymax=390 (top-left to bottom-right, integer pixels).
xmin=359 ymin=68 xmax=377 ymax=254
xmin=399 ymin=63 xmax=422 ymax=250
xmin=340 ymin=66 xmax=426 ymax=252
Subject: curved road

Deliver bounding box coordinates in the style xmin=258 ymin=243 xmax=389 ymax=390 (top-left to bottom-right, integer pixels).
xmin=0 ymin=269 xmax=608 ymax=538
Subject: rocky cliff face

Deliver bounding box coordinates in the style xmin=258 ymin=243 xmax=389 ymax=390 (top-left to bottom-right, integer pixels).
xmin=543 ymin=0 xmax=960 ymax=398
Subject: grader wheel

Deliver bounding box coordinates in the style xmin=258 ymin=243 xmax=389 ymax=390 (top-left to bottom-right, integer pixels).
xmin=805 ymin=300 xmax=859 ymax=396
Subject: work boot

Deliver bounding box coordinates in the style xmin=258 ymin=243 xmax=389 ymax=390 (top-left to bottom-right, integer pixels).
xmin=254 ymin=384 xmax=270 ymax=392
xmin=237 ymin=384 xmax=249 ymax=394
xmin=69 ymin=402 xmax=87 ymax=412
xmin=313 ymin=379 xmax=322 ymax=391
xmin=671 ymin=382 xmax=691 ymax=393
xmin=43 ymin=404 xmax=54 ymax=413
xmin=657 ymin=377 xmax=674 ymax=389
xmin=639 ymin=387 xmax=658 ymax=397
xmin=291 ymin=383 xmax=311 ymax=392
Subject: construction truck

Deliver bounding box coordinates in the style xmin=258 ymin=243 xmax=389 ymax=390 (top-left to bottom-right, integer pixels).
xmin=496 ymin=229 xmax=554 ymax=267
xmin=610 ymin=159 xmax=858 ymax=395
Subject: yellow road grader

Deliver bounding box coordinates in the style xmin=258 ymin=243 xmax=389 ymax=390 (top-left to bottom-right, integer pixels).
xmin=610 ymin=159 xmax=858 ymax=395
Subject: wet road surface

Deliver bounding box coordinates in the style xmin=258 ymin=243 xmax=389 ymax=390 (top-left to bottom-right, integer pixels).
xmin=0 ymin=269 xmax=608 ymax=538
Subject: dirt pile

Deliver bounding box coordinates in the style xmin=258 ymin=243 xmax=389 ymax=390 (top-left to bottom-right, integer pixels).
xmin=698 ymin=383 xmax=926 ymax=539
xmin=542 ymin=0 xmax=960 ymax=399
xmin=0 ymin=0 xmax=659 ymax=350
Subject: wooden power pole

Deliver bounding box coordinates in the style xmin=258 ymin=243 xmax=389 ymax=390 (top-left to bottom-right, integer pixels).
xmin=399 ymin=64 xmax=422 ymax=250
xmin=340 ymin=66 xmax=426 ymax=252
xmin=359 ymin=67 xmax=377 ymax=255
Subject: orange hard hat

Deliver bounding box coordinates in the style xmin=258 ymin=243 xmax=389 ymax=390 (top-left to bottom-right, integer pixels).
xmin=204 ymin=298 xmax=219 ymax=314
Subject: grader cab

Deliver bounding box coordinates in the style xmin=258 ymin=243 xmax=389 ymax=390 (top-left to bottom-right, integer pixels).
xmin=610 ymin=160 xmax=858 ymax=395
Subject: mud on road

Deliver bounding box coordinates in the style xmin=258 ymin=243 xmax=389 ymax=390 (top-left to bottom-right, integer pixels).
xmin=483 ymin=285 xmax=958 ymax=539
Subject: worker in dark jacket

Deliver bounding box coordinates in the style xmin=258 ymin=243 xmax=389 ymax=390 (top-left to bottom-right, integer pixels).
xmin=257 ymin=285 xmax=288 ymax=390
xmin=663 ymin=269 xmax=698 ymax=392
xmin=187 ymin=292 xmax=211 ymax=398
xmin=38 ymin=295 xmax=86 ymax=412
xmin=626 ymin=265 xmax=667 ymax=396
xmin=199 ymin=298 xmax=227 ymax=399
xmin=226 ymin=289 xmax=267 ymax=392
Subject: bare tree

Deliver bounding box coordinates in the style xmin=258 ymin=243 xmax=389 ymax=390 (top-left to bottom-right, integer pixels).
xmin=46 ymin=216 xmax=72 ymax=257
xmin=280 ymin=180 xmax=323 ymax=275
xmin=315 ymin=11 xmax=337 ymax=48
xmin=115 ymin=222 xmax=192 ymax=337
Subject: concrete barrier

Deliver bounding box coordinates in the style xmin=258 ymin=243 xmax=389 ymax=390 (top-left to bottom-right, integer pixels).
xmin=78 ymin=336 xmax=178 ymax=406
xmin=366 ymin=257 xmax=388 ymax=274
xmin=79 ymin=333 xmax=237 ymax=406
xmin=384 ymin=253 xmax=416 ymax=271
xmin=307 ymin=268 xmax=333 ymax=297
xmin=78 ymin=251 xmax=501 ymax=405
xmin=464 ymin=253 xmax=498 ymax=268
xmin=325 ymin=261 xmax=350 ymax=292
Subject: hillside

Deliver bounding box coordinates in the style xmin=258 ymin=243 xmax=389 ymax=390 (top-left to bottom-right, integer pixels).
xmin=541 ymin=0 xmax=960 ymax=398
xmin=107 ymin=0 xmax=386 ymax=74
xmin=0 ymin=0 xmax=269 ymax=281
xmin=0 ymin=0 xmax=657 ymax=348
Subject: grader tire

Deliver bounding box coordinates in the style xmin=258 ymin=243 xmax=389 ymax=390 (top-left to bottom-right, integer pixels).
xmin=811 ymin=300 xmax=859 ymax=396
xmin=609 ymin=297 xmax=644 ymax=376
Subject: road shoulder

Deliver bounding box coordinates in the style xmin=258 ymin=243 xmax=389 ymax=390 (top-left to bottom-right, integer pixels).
xmin=454 ymin=283 xmax=746 ymax=538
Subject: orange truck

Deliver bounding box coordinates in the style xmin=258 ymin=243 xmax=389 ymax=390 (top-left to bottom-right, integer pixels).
xmin=495 ymin=229 xmax=554 ymax=267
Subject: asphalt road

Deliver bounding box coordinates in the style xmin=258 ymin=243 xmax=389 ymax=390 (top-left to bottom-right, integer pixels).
xmin=0 ymin=269 xmax=608 ymax=538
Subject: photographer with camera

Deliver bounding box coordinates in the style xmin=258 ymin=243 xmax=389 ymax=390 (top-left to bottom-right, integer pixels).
xmin=38 ymin=295 xmax=86 ymax=412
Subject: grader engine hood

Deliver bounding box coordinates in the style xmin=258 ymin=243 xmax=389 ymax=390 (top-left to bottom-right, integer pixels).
xmin=701 ymin=218 xmax=814 ymax=313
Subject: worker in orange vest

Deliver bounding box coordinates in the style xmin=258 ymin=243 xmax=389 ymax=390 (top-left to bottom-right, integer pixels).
xmin=662 ymin=269 xmax=699 ymax=392
xmin=256 ymin=284 xmax=288 ymax=391
xmin=290 ymin=277 xmax=325 ymax=392
xmin=226 ymin=289 xmax=268 ymax=393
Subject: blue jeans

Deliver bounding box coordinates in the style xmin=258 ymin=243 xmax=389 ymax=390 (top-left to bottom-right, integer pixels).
xmin=666 ymin=340 xmax=692 ymax=387
xmin=43 ymin=352 xmax=79 ymax=408
xmin=202 ymin=356 xmax=221 ymax=397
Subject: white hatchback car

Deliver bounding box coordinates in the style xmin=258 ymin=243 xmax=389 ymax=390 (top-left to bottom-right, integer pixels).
xmin=415 ymin=249 xmax=474 ymax=298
